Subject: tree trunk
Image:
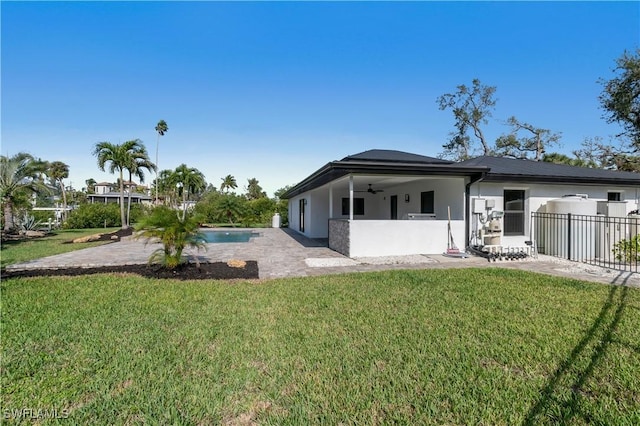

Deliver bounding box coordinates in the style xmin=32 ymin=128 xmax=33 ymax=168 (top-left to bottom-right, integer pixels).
xmin=126 ymin=171 xmax=133 ymax=227
xmin=3 ymin=199 xmax=15 ymax=232
xmin=182 ymin=190 xmax=187 ymax=221
xmin=119 ymin=170 xmax=127 ymax=229
xmin=58 ymin=179 xmax=68 ymax=221
xmin=155 ymin=134 xmax=160 ymax=204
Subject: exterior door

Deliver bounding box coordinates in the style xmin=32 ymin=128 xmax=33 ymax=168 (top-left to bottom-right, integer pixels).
xmin=299 ymin=199 xmax=305 ymax=232
xmin=390 ymin=195 xmax=398 ymax=220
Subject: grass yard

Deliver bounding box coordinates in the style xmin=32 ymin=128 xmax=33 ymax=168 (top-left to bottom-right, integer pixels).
xmin=0 ymin=228 xmax=119 ymax=268
xmin=2 ymin=268 xmax=639 ymax=424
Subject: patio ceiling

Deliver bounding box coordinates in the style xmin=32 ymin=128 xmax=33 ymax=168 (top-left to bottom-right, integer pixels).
xmin=320 ymin=174 xmax=444 ymax=194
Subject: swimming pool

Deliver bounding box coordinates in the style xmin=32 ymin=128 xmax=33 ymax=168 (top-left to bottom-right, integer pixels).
xmin=201 ymin=230 xmax=259 ymax=243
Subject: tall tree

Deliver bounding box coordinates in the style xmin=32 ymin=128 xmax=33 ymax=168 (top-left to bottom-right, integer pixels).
xmin=171 ymin=164 xmax=206 ymax=220
xmin=154 ymin=119 xmax=169 ymax=203
xmin=437 ymin=79 xmax=497 ymax=160
xmin=599 ymin=49 xmax=640 ymax=149
xmin=123 ymin=142 xmax=156 ymax=226
xmin=84 ymin=178 xmax=97 ymax=194
xmin=494 ymin=117 xmax=561 ymax=161
xmin=155 ymin=169 xmax=175 ymax=206
xmin=47 ymin=161 xmax=70 ymax=220
xmin=542 ymin=152 xmax=596 ymax=168
xmin=215 ymin=194 xmax=245 ymax=227
xmin=0 ymin=153 xmax=48 ymax=232
xmin=573 ymin=137 xmax=640 ymax=172
xmin=93 ymin=140 xmax=148 ymax=229
xmin=220 ymin=174 xmax=237 ymax=193
xmin=245 ymin=177 xmax=266 ymax=200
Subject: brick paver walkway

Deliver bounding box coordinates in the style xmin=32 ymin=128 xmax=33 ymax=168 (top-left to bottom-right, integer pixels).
xmin=5 ymin=228 xmax=638 ymax=286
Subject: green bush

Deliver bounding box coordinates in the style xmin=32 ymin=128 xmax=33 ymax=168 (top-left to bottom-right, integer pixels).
xmin=243 ymin=197 xmax=276 ymax=227
xmin=613 ymin=234 xmax=640 ymax=263
xmin=30 ymin=209 xmax=56 ymax=224
xmin=63 ymin=203 xmax=144 ymax=229
xmin=276 ymin=199 xmax=289 ymax=227
xmin=135 ymin=206 xmax=205 ymax=269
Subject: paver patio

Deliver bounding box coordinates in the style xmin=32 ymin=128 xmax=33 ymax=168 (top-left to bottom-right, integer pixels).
xmin=4 ymin=227 xmax=639 ymax=286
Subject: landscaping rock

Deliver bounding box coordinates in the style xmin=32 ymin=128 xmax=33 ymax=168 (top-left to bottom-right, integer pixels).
xmin=24 ymin=230 xmax=47 ymax=238
xmin=73 ymin=233 xmax=102 ymax=243
xmin=227 ymin=259 xmax=247 ymax=268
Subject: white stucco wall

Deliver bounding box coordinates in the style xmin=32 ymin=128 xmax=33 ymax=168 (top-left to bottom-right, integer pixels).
xmin=288 ymin=189 xmax=331 ymax=239
xmin=469 ymin=182 xmax=640 ymax=247
xmin=329 ymin=177 xmax=467 ymax=221
xmin=349 ymin=220 xmax=466 ymax=257
xmin=385 ymin=178 xmax=466 ymax=220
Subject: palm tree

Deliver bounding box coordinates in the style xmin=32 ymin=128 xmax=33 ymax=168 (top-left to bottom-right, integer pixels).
xmin=84 ymin=178 xmax=97 ymax=194
xmin=0 ymin=153 xmax=48 ymax=232
xmin=123 ymin=143 xmax=156 ymax=226
xmin=170 ymin=164 xmax=206 ymax=220
xmin=215 ymin=194 xmax=245 ymax=227
xmin=47 ymin=161 xmax=70 ymax=221
xmin=154 ymin=120 xmax=168 ymax=204
xmin=135 ymin=206 xmax=206 ymax=269
xmin=220 ymin=174 xmax=237 ymax=194
xmin=245 ymin=177 xmax=266 ymax=200
xmin=93 ymin=140 xmax=148 ymax=229
xmin=155 ymin=169 xmax=175 ymax=206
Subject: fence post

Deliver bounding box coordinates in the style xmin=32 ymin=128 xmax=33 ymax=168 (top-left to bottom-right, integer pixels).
xmin=567 ymin=213 xmax=572 ymax=260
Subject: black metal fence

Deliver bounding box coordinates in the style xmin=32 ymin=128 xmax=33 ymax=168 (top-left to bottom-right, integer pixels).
xmin=532 ymin=212 xmax=639 ymax=273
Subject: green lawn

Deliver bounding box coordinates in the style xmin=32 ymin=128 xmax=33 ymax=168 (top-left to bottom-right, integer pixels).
xmin=0 ymin=228 xmax=119 ymax=268
xmin=2 ymin=269 xmax=639 ymax=424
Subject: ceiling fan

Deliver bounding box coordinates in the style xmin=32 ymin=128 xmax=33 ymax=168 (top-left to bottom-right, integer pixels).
xmin=355 ymin=184 xmax=384 ymax=195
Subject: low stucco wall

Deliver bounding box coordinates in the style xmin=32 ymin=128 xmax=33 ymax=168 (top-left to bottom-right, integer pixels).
xmin=346 ymin=220 xmax=465 ymax=257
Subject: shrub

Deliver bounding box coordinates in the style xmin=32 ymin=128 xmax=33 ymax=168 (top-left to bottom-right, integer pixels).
xmin=64 ymin=203 xmax=144 ymax=229
xmin=17 ymin=212 xmax=43 ymax=234
xmin=243 ymin=198 xmax=276 ymax=227
xmin=30 ymin=210 xmax=55 ymax=224
xmin=135 ymin=206 xmax=206 ymax=269
xmin=613 ymin=234 xmax=640 ymax=263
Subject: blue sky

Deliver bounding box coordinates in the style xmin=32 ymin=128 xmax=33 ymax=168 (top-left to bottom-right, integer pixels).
xmin=2 ymin=1 xmax=639 ymax=197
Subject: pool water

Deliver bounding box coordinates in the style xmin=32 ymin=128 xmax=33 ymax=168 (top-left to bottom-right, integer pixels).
xmin=202 ymin=230 xmax=258 ymax=243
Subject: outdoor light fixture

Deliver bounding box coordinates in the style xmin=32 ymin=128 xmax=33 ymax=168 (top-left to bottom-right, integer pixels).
xmin=405 ymin=194 xmax=410 ymax=202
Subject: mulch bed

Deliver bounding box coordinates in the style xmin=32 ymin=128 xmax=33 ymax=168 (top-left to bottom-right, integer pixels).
xmin=2 ymin=261 xmax=259 ymax=281
xmin=62 ymin=227 xmax=135 ymax=243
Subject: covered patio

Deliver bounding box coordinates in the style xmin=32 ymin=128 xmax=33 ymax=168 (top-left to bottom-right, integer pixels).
xmin=283 ymin=150 xmax=487 ymax=257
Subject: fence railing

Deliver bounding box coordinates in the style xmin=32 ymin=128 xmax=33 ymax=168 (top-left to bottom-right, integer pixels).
xmin=532 ymin=212 xmax=639 ymax=273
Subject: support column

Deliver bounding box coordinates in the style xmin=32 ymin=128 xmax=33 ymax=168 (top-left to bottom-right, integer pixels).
xmin=349 ymin=175 xmax=354 ymax=221
xmin=329 ymin=184 xmax=333 ymax=219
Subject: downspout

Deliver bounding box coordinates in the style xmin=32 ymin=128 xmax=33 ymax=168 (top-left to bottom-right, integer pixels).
xmin=465 ymin=173 xmax=486 ymax=248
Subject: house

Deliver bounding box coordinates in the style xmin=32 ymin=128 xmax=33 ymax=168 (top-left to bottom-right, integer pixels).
xmin=282 ymin=149 xmax=640 ymax=258
xmin=94 ymin=182 xmax=114 ymax=194
xmin=87 ymin=191 xmax=152 ymax=205
xmin=89 ymin=181 xmax=153 ymax=205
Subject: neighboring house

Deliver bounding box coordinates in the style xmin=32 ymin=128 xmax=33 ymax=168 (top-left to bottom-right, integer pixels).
xmin=94 ymin=182 xmax=114 ymax=194
xmin=89 ymin=181 xmax=152 ymax=205
xmin=87 ymin=191 xmax=152 ymax=205
xmin=282 ymin=149 xmax=640 ymax=257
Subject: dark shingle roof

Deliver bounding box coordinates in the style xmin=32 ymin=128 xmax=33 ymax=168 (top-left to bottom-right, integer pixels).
xmin=342 ymin=149 xmax=452 ymax=164
xmin=458 ymin=156 xmax=640 ymax=185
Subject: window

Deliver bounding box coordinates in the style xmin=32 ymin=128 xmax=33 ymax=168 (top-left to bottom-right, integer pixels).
xmin=504 ymin=190 xmax=525 ymax=235
xmin=342 ymin=198 xmax=364 ymax=215
xmin=421 ymin=191 xmax=434 ymax=214
xmin=607 ymin=192 xmax=622 ymax=201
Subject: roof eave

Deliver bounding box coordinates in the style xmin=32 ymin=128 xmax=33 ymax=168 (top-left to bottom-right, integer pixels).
xmin=280 ymin=161 xmax=488 ymax=199
xmin=483 ymin=173 xmax=640 ymax=186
